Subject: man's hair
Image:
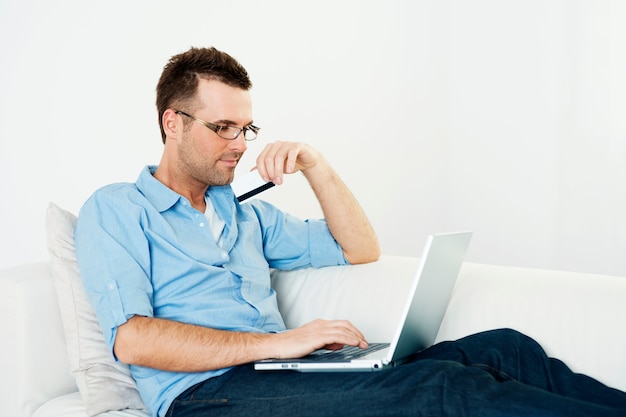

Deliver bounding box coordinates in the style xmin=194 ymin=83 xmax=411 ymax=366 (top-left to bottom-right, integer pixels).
xmin=156 ymin=47 xmax=252 ymax=143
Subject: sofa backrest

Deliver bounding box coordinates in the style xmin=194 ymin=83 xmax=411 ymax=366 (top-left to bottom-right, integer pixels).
xmin=0 ymin=262 xmax=77 ymax=417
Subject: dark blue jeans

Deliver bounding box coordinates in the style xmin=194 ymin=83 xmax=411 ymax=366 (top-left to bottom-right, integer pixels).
xmin=165 ymin=329 xmax=626 ymax=416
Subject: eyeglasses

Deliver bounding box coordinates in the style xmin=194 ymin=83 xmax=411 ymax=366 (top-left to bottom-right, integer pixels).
xmin=174 ymin=110 xmax=259 ymax=141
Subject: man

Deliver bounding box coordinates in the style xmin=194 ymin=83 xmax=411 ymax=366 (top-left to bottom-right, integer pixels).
xmin=76 ymin=47 xmax=626 ymax=417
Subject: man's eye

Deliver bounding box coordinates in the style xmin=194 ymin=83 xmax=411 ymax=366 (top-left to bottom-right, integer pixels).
xmin=218 ymin=126 xmax=240 ymax=138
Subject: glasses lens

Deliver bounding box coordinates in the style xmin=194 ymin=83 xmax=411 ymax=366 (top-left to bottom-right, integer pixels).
xmin=243 ymin=127 xmax=258 ymax=141
xmin=216 ymin=126 xmax=242 ymax=140
xmin=214 ymin=125 xmax=258 ymax=141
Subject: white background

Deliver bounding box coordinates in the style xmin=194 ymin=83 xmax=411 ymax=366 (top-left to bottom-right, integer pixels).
xmin=1 ymin=0 xmax=625 ymax=276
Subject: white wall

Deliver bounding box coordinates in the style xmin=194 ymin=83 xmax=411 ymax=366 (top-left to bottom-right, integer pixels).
xmin=1 ymin=0 xmax=625 ymax=276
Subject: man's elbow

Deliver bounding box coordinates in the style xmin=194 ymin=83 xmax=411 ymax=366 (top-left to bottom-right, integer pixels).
xmin=113 ymin=316 xmax=144 ymax=365
xmin=345 ymin=240 xmax=381 ymax=265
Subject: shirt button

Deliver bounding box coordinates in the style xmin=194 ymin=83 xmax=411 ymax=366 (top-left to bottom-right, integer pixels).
xmin=221 ymin=251 xmax=228 ymax=259
xmin=199 ymin=222 xmax=205 ymax=227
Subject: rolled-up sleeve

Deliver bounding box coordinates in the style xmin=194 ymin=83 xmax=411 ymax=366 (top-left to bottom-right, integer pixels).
xmin=247 ymin=199 xmax=348 ymax=270
xmin=75 ymin=185 xmax=154 ymax=354
xmin=305 ymin=218 xmax=348 ymax=268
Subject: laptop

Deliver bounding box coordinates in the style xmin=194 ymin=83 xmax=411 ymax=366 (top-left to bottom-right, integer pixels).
xmin=254 ymin=231 xmax=473 ymax=372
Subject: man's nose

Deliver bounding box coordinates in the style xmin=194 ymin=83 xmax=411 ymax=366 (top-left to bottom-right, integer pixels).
xmin=229 ymin=132 xmax=248 ymax=153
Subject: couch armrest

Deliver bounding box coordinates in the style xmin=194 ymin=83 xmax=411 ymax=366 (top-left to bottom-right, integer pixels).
xmin=0 ymin=262 xmax=77 ymax=417
xmin=438 ymin=262 xmax=626 ymax=393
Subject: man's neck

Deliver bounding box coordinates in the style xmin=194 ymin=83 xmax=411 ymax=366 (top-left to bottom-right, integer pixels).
xmin=153 ymin=166 xmax=208 ymax=212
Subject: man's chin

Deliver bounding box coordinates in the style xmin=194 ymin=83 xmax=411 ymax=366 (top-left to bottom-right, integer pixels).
xmin=207 ymin=170 xmax=236 ymax=187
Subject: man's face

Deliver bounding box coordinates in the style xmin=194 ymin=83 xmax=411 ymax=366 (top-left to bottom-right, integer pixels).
xmin=176 ymin=79 xmax=252 ymax=187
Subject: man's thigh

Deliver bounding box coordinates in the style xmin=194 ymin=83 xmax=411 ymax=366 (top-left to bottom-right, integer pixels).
xmin=165 ymin=329 xmax=626 ymax=417
xmin=166 ymin=360 xmax=511 ymax=417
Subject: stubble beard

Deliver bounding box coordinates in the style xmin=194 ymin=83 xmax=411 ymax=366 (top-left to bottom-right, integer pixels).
xmin=183 ymin=155 xmax=240 ymax=187
xmin=178 ymin=136 xmax=242 ymax=187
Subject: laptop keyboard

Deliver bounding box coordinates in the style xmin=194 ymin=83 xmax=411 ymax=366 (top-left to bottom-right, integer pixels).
xmin=306 ymin=343 xmax=390 ymax=361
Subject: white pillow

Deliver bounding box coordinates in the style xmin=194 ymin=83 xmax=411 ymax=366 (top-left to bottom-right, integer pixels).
xmin=45 ymin=202 xmax=146 ymax=416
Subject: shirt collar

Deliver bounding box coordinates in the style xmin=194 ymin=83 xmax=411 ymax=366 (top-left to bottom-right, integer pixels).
xmin=135 ymin=166 xmax=180 ymax=212
xmin=135 ymin=165 xmax=237 ymax=213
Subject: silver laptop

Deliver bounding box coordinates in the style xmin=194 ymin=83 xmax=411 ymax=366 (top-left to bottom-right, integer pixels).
xmin=254 ymin=231 xmax=472 ymax=372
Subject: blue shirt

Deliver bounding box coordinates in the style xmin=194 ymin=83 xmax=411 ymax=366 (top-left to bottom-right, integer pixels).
xmin=75 ymin=166 xmax=347 ymax=417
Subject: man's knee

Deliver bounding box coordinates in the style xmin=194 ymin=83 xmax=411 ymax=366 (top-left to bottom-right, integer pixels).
xmin=479 ymin=328 xmax=546 ymax=358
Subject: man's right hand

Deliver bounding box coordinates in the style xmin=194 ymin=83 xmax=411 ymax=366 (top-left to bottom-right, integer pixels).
xmin=266 ymin=319 xmax=369 ymax=359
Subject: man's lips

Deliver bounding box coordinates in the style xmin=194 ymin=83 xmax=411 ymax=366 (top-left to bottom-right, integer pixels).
xmin=219 ymin=155 xmax=241 ymax=167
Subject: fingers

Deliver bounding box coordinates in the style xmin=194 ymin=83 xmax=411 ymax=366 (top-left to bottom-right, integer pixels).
xmin=255 ymin=141 xmax=315 ymax=185
xmin=256 ymin=141 xmax=294 ymax=185
xmin=322 ymin=343 xmax=346 ymax=351
xmin=271 ymin=319 xmax=369 ymax=360
xmin=305 ymin=319 xmax=369 ymax=351
xmin=330 ymin=319 xmax=368 ymax=347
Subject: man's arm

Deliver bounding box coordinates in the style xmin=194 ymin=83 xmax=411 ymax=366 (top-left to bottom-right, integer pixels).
xmin=255 ymin=141 xmax=380 ymax=264
xmin=91 ymin=142 xmax=377 ymax=372
xmin=114 ymin=315 xmax=367 ymax=372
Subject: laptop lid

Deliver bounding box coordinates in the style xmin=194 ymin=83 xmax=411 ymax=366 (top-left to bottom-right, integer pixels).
xmin=385 ymin=231 xmax=472 ymax=364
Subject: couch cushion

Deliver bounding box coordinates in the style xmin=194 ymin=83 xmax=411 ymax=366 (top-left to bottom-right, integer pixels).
xmin=32 ymin=392 xmax=149 ymax=417
xmin=271 ymin=255 xmax=419 ymax=342
xmin=45 ymin=202 xmax=146 ymax=416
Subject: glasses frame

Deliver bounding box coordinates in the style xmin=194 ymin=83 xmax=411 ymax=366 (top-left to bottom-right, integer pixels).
xmin=174 ymin=110 xmax=259 ymax=141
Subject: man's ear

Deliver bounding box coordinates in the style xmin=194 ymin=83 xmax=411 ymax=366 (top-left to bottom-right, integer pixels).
xmin=162 ymin=109 xmax=180 ymax=139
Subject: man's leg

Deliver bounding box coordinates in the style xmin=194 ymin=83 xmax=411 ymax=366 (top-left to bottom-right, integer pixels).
xmin=166 ymin=329 xmax=626 ymax=417
xmin=415 ymin=328 xmax=626 ymax=409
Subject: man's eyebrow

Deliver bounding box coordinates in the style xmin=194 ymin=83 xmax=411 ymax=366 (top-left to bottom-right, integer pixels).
xmin=214 ymin=119 xmax=255 ymax=127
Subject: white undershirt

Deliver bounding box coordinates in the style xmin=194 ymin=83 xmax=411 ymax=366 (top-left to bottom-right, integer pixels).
xmin=204 ymin=196 xmax=225 ymax=246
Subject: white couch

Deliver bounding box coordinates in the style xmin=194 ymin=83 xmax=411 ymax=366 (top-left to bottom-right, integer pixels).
xmin=3 ymin=206 xmax=626 ymax=417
